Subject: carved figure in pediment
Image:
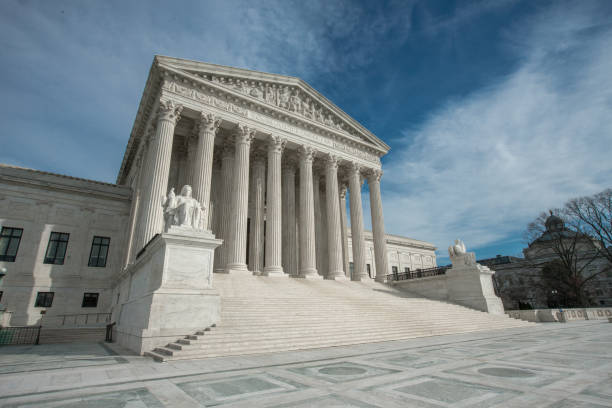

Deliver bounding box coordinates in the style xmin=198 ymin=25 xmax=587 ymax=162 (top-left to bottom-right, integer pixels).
xmin=233 ymin=79 xmax=246 ymax=94
xmin=315 ymin=107 xmax=324 ymax=123
xmin=265 ymin=84 xmax=276 ymax=105
xmin=303 ymin=98 xmax=315 ymax=119
xmin=288 ymin=89 xmax=301 ymax=112
xmin=324 ymin=114 xmax=334 ymax=126
xmin=249 ymin=83 xmax=263 ymax=99
xmin=279 ymin=86 xmax=291 ymax=109
xmin=163 ymin=185 xmax=205 ymax=231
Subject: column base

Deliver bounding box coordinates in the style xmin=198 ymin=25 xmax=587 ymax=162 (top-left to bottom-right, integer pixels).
xmin=224 ymin=263 xmax=250 ymax=274
xmin=375 ymin=275 xmax=387 ymax=283
xmin=351 ymin=274 xmax=372 ymax=282
xmin=325 ymin=271 xmax=348 ymax=280
xmin=262 ymin=266 xmax=286 ymax=277
xmin=296 ymin=268 xmax=323 ymax=279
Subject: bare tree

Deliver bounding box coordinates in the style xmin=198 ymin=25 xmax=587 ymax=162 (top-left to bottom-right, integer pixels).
xmin=524 ymin=203 xmax=610 ymax=307
xmin=565 ymin=188 xmax=612 ymax=264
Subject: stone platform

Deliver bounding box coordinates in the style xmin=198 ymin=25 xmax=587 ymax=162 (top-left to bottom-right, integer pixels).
xmin=0 ymin=321 xmax=610 ymax=407
xmin=146 ymin=273 xmax=530 ymax=361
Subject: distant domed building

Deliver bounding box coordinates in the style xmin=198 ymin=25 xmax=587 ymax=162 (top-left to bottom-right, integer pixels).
xmin=479 ymin=212 xmax=612 ymax=309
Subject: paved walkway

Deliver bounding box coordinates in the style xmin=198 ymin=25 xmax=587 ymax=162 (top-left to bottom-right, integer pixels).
xmin=0 ymin=321 xmax=610 ymax=407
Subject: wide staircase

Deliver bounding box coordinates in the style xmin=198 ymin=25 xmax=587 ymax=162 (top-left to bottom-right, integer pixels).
xmin=145 ymin=274 xmax=533 ymax=362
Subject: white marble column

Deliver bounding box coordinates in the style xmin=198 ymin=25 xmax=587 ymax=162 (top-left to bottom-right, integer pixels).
xmin=215 ymin=138 xmax=234 ymax=273
xmin=339 ymin=183 xmax=350 ymax=278
xmin=192 ymin=112 xmax=221 ymax=230
xmin=367 ymin=169 xmax=389 ymax=282
xmin=313 ymin=170 xmax=323 ymax=275
xmin=319 ymin=182 xmax=329 ymax=276
xmin=210 ymin=155 xmax=222 ymax=236
xmin=248 ymin=150 xmax=266 ymax=275
xmin=263 ymin=135 xmax=286 ymax=277
xmin=282 ymin=160 xmax=298 ymax=276
xmin=348 ymin=162 xmax=368 ymax=281
xmin=135 ymin=100 xmax=182 ymax=252
xmin=225 ymin=125 xmax=254 ymax=273
xmin=297 ymin=146 xmax=321 ymax=279
xmin=324 ymin=155 xmax=346 ymax=280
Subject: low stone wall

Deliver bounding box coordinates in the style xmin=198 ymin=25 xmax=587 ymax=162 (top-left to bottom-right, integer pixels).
xmin=506 ymin=307 xmax=612 ymax=322
xmin=391 ymin=263 xmax=504 ymax=315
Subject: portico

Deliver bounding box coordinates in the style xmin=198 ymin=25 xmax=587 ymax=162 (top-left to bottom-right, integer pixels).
xmin=119 ymin=56 xmax=392 ymax=281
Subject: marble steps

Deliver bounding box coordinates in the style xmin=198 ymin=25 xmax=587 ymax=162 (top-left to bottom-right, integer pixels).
xmin=214 ymin=315 xmax=513 ymax=329
xmin=39 ymin=327 xmax=106 ymax=344
xmin=165 ymin=320 xmax=527 ymax=349
xmin=148 ymin=322 xmax=526 ymax=361
xmin=144 ymin=276 xmax=533 ymax=361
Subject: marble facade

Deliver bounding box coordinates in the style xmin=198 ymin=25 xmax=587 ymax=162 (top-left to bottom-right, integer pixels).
xmin=0 ymin=56 xmax=438 ymax=347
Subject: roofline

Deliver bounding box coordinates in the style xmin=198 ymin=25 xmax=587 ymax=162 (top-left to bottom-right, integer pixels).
xmin=155 ymin=55 xmax=390 ymax=150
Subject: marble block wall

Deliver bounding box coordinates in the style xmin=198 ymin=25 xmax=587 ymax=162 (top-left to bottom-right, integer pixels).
xmin=114 ymin=229 xmax=222 ymax=354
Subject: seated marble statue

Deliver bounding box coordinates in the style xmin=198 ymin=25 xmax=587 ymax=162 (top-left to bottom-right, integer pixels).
xmin=448 ymin=239 xmax=476 ymax=266
xmin=163 ymin=185 xmax=205 ymax=231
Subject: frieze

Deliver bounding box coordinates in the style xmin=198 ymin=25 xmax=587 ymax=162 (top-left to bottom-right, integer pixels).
xmin=187 ymin=71 xmax=360 ymax=138
xmin=163 ymin=79 xmax=380 ymax=164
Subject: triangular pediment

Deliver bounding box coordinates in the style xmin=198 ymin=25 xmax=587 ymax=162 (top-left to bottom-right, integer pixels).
xmin=155 ymin=56 xmax=389 ymax=152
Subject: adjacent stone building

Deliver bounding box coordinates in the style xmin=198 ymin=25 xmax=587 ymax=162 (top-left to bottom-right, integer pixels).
xmin=479 ymin=214 xmax=612 ymax=309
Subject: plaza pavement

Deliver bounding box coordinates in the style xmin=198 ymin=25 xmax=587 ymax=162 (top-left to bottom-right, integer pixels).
xmin=0 ymin=321 xmax=610 ymax=407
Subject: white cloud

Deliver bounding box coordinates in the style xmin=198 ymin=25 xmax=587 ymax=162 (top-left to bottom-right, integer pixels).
xmin=382 ymin=3 xmax=612 ymax=259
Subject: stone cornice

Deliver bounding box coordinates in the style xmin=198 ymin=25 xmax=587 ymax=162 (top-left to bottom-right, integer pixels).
xmin=155 ymin=55 xmax=390 ymax=151
xmin=1 ymin=164 xmax=132 ymax=202
xmin=159 ymin=74 xmax=382 ymax=167
xmin=117 ymin=57 xmax=390 ymax=185
xmin=158 ymin=64 xmax=386 ymax=157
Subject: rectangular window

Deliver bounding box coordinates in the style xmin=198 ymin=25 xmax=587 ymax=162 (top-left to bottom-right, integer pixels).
xmin=349 ymin=262 xmax=355 ymax=276
xmin=366 ymin=263 xmax=371 ymax=278
xmin=0 ymin=227 xmax=23 ymax=262
xmin=0 ymin=291 xmax=3 ymax=303
xmin=404 ymin=267 xmax=410 ymax=273
xmin=82 ymin=293 xmax=99 ymax=308
xmin=392 ymin=266 xmax=398 ymax=274
xmin=88 ymin=236 xmax=110 ymax=267
xmin=44 ymin=232 xmax=70 ymax=265
xmin=34 ymin=292 xmax=54 ymax=308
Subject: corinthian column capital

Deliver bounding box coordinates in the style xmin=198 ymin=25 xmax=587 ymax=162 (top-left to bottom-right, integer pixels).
xmin=235 ymin=124 xmax=255 ymax=145
xmin=158 ymin=100 xmax=183 ymax=125
xmin=324 ymin=153 xmax=339 ymax=170
xmin=198 ymin=112 xmax=221 ymax=134
xmin=366 ymin=168 xmax=383 ymax=182
xmin=348 ymin=161 xmax=362 ymax=176
xmin=298 ymin=145 xmax=316 ymax=162
xmin=268 ymin=135 xmax=287 ymax=154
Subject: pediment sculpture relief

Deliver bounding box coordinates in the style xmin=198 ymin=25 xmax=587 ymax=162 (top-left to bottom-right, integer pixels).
xmin=163 ymin=185 xmax=206 ymax=231
xmin=191 ymin=72 xmax=356 ymax=136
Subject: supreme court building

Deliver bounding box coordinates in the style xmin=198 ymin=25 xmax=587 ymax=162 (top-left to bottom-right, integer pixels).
xmin=0 ymin=57 xmax=436 ymax=342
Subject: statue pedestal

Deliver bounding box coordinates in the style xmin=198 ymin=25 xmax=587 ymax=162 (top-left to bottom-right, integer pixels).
xmin=446 ymin=262 xmax=505 ymax=315
xmin=115 ymin=228 xmax=222 ymax=354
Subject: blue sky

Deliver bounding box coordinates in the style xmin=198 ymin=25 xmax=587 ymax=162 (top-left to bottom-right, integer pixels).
xmin=1 ymin=0 xmax=611 ymax=264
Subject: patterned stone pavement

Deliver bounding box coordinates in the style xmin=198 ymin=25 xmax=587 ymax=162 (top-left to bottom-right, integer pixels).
xmin=0 ymin=321 xmax=610 ymax=407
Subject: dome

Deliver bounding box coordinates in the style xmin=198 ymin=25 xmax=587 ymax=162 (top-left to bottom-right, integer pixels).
xmin=545 ymin=212 xmax=565 ymax=232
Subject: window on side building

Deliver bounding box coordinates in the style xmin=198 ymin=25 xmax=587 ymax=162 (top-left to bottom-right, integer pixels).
xmin=44 ymin=232 xmax=70 ymax=265
xmin=0 ymin=227 xmax=23 ymax=262
xmin=88 ymin=236 xmax=110 ymax=267
xmin=34 ymin=292 xmax=54 ymax=307
xmin=82 ymin=293 xmax=99 ymax=308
